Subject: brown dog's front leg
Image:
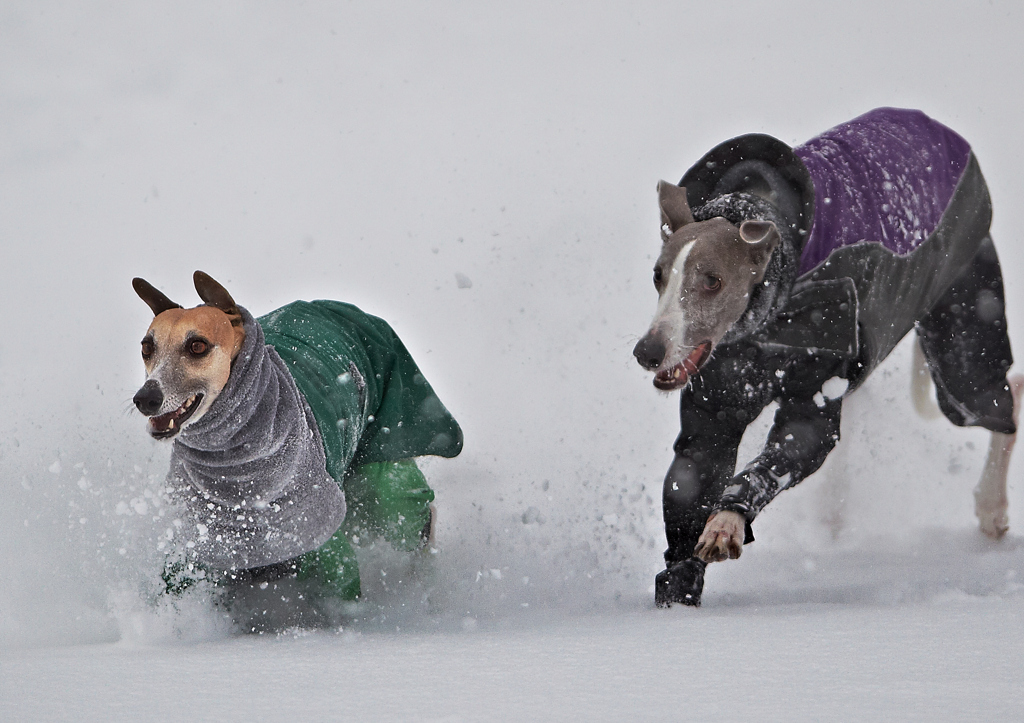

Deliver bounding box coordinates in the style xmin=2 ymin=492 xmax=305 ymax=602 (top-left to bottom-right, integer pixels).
xmin=694 ymin=510 xmax=745 ymax=562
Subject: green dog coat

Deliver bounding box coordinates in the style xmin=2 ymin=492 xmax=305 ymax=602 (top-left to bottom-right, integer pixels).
xmin=165 ymin=300 xmax=461 ymax=600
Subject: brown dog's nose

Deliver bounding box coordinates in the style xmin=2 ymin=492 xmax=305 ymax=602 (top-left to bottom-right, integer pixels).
xmin=633 ymin=335 xmax=666 ymax=371
xmin=133 ymin=380 xmax=164 ymax=416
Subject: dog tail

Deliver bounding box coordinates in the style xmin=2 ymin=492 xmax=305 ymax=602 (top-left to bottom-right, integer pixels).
xmin=911 ymin=337 xmax=942 ymax=420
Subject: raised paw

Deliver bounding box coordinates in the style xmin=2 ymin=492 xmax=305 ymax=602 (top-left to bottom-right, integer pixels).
xmin=694 ymin=510 xmax=745 ymax=563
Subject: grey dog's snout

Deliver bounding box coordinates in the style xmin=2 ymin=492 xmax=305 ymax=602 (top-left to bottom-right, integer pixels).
xmin=133 ymin=379 xmax=164 ymax=416
xmin=633 ymin=334 xmax=666 ymax=370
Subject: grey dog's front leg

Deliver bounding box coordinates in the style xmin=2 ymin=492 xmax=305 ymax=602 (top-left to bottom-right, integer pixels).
xmin=717 ymin=395 xmax=844 ymax=520
xmin=658 ymin=437 xmax=744 ymax=607
xmin=680 ymin=394 xmax=845 ymax=565
xmin=663 ymin=411 xmax=748 ymax=566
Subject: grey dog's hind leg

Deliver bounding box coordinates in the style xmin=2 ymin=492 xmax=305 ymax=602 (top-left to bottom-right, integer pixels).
xmin=973 ymin=376 xmax=1023 ymax=538
xmin=916 ymin=236 xmax=1015 ymax=435
xmin=916 ymin=235 xmax=1019 ymax=537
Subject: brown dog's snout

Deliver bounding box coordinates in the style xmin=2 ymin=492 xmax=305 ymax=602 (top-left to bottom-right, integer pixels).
xmin=633 ymin=334 xmax=666 ymax=371
xmin=133 ymin=379 xmax=164 ymax=416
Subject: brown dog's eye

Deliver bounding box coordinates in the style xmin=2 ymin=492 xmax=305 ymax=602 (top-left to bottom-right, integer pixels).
xmin=189 ymin=339 xmax=209 ymax=356
xmin=141 ymin=340 xmax=154 ymax=359
xmin=704 ymin=275 xmax=721 ymax=292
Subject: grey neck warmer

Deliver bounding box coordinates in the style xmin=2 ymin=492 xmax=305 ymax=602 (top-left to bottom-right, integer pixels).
xmin=693 ymin=192 xmax=801 ymax=345
xmin=167 ymin=307 xmax=346 ymax=570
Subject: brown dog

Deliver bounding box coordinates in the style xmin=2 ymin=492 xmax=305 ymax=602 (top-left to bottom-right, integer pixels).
xmin=130 ymin=271 xmax=462 ymax=611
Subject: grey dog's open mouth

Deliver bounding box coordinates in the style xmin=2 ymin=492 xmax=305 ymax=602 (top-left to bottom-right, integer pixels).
xmin=149 ymin=394 xmax=203 ymax=439
xmin=653 ymin=342 xmax=711 ymax=391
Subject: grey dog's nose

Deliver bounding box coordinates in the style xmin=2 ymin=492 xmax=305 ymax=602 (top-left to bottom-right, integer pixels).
xmin=133 ymin=380 xmax=164 ymax=416
xmin=633 ymin=335 xmax=666 ymax=370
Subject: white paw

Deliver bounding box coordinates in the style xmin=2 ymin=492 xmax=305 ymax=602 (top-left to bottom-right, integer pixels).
xmin=694 ymin=510 xmax=745 ymax=563
xmin=975 ymin=488 xmax=1009 ymax=539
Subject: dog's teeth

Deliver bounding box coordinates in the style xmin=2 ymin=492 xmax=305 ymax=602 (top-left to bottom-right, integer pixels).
xmin=168 ymin=418 xmax=176 ymax=430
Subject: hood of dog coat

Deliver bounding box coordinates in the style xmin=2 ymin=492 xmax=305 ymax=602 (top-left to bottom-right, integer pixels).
xmin=167 ymin=307 xmax=346 ymax=571
xmin=678 ymin=131 xmax=810 ymax=346
xmin=691 ymin=192 xmax=803 ymax=345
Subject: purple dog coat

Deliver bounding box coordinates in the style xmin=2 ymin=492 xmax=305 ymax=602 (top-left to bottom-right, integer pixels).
xmin=795 ymin=108 xmax=973 ymax=275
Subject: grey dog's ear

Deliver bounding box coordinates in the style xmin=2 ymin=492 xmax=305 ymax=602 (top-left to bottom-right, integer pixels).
xmin=133 ymin=278 xmax=183 ymax=316
xmin=657 ymin=181 xmax=695 ymax=241
xmin=193 ymin=271 xmax=240 ymax=318
xmin=739 ymin=220 xmax=780 ymax=266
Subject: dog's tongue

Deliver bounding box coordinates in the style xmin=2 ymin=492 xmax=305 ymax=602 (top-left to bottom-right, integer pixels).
xmin=149 ymin=394 xmax=199 ymax=435
xmin=681 ymin=345 xmax=706 ymax=376
xmin=653 ymin=343 xmax=710 ymax=391
xmin=150 ymin=413 xmax=176 ymax=434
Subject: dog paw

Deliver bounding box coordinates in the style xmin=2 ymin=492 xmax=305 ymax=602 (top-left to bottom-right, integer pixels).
xmin=655 ymin=559 xmax=705 ymax=608
xmin=694 ymin=510 xmax=745 ymax=563
xmin=975 ymin=489 xmax=1009 ymax=539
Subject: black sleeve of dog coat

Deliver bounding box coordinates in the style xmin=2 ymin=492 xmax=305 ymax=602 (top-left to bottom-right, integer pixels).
xmin=716 ymin=395 xmax=842 ymax=521
xmin=662 ymin=364 xmax=775 ymax=563
xmin=672 ymin=400 xmax=751 ymax=496
xmin=663 ymin=402 xmax=750 ymax=564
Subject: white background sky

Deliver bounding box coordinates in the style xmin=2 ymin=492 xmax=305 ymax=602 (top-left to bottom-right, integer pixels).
xmin=2 ymin=2 xmax=1024 ymax=720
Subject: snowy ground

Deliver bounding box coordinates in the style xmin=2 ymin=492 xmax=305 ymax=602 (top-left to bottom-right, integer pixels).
xmin=3 ymin=2 xmax=1024 ymax=720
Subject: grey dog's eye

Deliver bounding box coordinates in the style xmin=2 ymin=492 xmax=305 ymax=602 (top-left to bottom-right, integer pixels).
xmin=704 ymin=275 xmax=721 ymax=292
xmin=653 ymin=267 xmax=663 ymax=285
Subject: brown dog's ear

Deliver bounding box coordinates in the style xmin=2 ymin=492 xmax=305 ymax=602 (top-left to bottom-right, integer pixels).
xmin=193 ymin=271 xmax=240 ymax=318
xmin=657 ymin=181 xmax=695 ymax=241
xmin=739 ymin=220 xmax=780 ymax=267
xmin=133 ymin=278 xmax=183 ymax=316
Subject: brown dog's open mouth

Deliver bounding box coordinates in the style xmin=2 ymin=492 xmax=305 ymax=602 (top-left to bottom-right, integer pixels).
xmin=149 ymin=394 xmax=203 ymax=439
xmin=653 ymin=342 xmax=711 ymax=391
